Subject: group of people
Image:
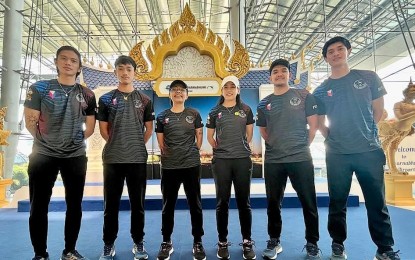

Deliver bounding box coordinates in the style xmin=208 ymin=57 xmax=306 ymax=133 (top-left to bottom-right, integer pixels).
xmin=24 ymin=36 xmax=400 ymax=260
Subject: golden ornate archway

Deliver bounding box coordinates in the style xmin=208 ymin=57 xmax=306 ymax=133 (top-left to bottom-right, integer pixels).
xmin=129 ymin=4 xmax=250 ymax=96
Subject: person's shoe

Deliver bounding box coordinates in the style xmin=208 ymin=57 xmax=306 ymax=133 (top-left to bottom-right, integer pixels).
xmin=374 ymin=250 xmax=401 ymax=260
xmin=60 ymin=249 xmax=89 ymax=260
xmin=331 ymin=243 xmax=347 ymax=260
xmin=240 ymin=239 xmax=256 ymax=259
xmin=133 ymin=242 xmax=148 ymax=260
xmin=262 ymin=238 xmax=282 ymax=259
xmin=304 ymin=242 xmax=321 ymax=259
xmin=217 ymin=241 xmax=230 ymax=259
xmin=192 ymin=242 xmax=207 ymax=260
xmin=32 ymin=253 xmax=50 ymax=260
xmin=99 ymin=244 xmax=115 ymax=260
xmin=157 ymin=241 xmax=174 ymax=260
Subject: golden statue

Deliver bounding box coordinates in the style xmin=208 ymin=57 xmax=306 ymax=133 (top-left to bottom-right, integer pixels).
xmin=378 ymin=79 xmax=415 ymax=175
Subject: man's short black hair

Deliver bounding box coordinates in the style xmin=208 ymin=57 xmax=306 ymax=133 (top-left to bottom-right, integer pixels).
xmin=56 ymin=46 xmax=82 ymax=77
xmin=322 ymin=36 xmax=351 ymax=58
xmin=114 ymin=55 xmax=137 ymax=71
xmin=269 ymin=58 xmax=290 ymax=74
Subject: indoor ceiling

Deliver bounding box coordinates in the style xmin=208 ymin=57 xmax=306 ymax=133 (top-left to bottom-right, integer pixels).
xmin=0 ymin=0 xmax=415 ymax=77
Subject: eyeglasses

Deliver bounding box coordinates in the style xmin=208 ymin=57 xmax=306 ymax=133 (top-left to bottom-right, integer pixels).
xmin=170 ymin=87 xmax=186 ymax=93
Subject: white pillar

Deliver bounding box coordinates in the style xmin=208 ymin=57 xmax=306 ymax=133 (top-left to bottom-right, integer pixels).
xmin=1 ymin=0 xmax=24 ymax=179
xmin=229 ymin=0 xmax=246 ymax=50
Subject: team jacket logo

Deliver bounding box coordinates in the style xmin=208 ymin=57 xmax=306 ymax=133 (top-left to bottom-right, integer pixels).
xmin=290 ymin=97 xmax=301 ymax=106
xmin=186 ymin=115 xmax=194 ymax=124
xmin=354 ymin=79 xmax=368 ymax=89
xmin=48 ymin=90 xmax=55 ymax=99
xmin=237 ymin=110 xmax=246 ymax=118
xmin=134 ymin=99 xmax=142 ymax=108
xmin=76 ymin=93 xmax=85 ymax=103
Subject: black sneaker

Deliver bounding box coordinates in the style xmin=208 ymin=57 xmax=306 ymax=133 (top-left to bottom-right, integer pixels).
xmin=331 ymin=243 xmax=347 ymax=260
xmin=262 ymin=238 xmax=282 ymax=259
xmin=60 ymin=250 xmax=88 ymax=260
xmin=133 ymin=242 xmax=148 ymax=260
xmin=32 ymin=253 xmax=49 ymax=260
xmin=375 ymin=250 xmax=400 ymax=260
xmin=99 ymin=244 xmax=115 ymax=260
xmin=157 ymin=242 xmax=174 ymax=260
xmin=240 ymin=240 xmax=256 ymax=259
xmin=217 ymin=241 xmax=230 ymax=259
xmin=304 ymin=242 xmax=321 ymax=259
xmin=193 ymin=242 xmax=206 ymax=260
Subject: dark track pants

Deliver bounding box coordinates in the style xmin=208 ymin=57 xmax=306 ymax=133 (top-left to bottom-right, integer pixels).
xmin=102 ymin=163 xmax=147 ymax=245
xmin=212 ymin=157 xmax=253 ymax=242
xmin=28 ymin=154 xmax=87 ymax=256
xmin=264 ymin=160 xmax=319 ymax=244
xmin=160 ymin=165 xmax=204 ymax=242
xmin=326 ymin=149 xmax=394 ymax=251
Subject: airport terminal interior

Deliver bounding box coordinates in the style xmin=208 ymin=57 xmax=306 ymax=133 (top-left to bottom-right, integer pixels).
xmin=0 ymin=0 xmax=415 ymax=259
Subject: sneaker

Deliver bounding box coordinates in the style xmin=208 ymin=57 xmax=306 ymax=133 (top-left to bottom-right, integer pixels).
xmin=304 ymin=242 xmax=321 ymax=259
xmin=60 ymin=250 xmax=89 ymax=260
xmin=99 ymin=244 xmax=115 ymax=260
xmin=157 ymin=241 xmax=174 ymax=260
xmin=32 ymin=253 xmax=50 ymax=260
xmin=133 ymin=242 xmax=148 ymax=260
xmin=331 ymin=243 xmax=347 ymax=260
xmin=374 ymin=250 xmax=401 ymax=260
xmin=217 ymin=241 xmax=230 ymax=259
xmin=193 ymin=242 xmax=207 ymax=260
xmin=240 ymin=240 xmax=256 ymax=259
xmin=262 ymin=238 xmax=282 ymax=259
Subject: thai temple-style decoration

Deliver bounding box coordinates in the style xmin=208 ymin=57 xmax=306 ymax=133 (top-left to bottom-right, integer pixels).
xmin=129 ymin=3 xmax=250 ymax=81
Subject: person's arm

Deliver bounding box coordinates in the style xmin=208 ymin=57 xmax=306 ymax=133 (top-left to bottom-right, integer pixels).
xmin=156 ymin=132 xmax=165 ymax=155
xmin=207 ymin=128 xmax=217 ymax=148
xmin=84 ymin=115 xmax=96 ymax=139
xmin=317 ymin=115 xmax=329 ymax=138
xmin=259 ymin=126 xmax=268 ymax=142
xmin=307 ymin=114 xmax=318 ymax=144
xmin=24 ymin=107 xmax=40 ymax=137
xmin=246 ymin=124 xmax=254 ymax=143
xmin=195 ymin=127 xmax=203 ymax=150
xmin=99 ymin=121 xmax=109 ymax=141
xmin=372 ymin=97 xmax=384 ymax=123
xmin=143 ymin=120 xmax=153 ymax=144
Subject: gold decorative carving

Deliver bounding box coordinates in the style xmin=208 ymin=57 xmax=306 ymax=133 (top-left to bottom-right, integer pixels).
xmin=223 ymin=45 xmax=230 ymax=63
xmin=378 ymin=79 xmax=415 ymax=175
xmin=179 ymin=4 xmax=196 ymax=33
xmin=0 ymin=107 xmax=12 ymax=207
xmin=146 ymin=46 xmax=155 ymax=64
xmin=216 ymin=36 xmax=224 ymax=52
xmin=0 ymin=108 xmax=11 ymax=147
xmin=160 ymin=29 xmax=170 ymax=45
xmin=129 ymin=41 xmax=149 ymax=73
xmin=129 ymin=3 xmax=250 ymax=81
xmin=226 ymin=40 xmax=250 ymax=78
xmin=196 ymin=21 xmax=207 ymax=39
xmin=206 ymin=29 xmax=215 ymax=45
xmin=152 ymin=35 xmax=161 ymax=54
xmin=170 ymin=21 xmax=180 ymax=38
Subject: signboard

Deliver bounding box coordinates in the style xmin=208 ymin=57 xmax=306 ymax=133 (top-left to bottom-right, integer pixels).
xmin=394 ymin=134 xmax=415 ymax=174
xmin=153 ymin=78 xmax=221 ymax=97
